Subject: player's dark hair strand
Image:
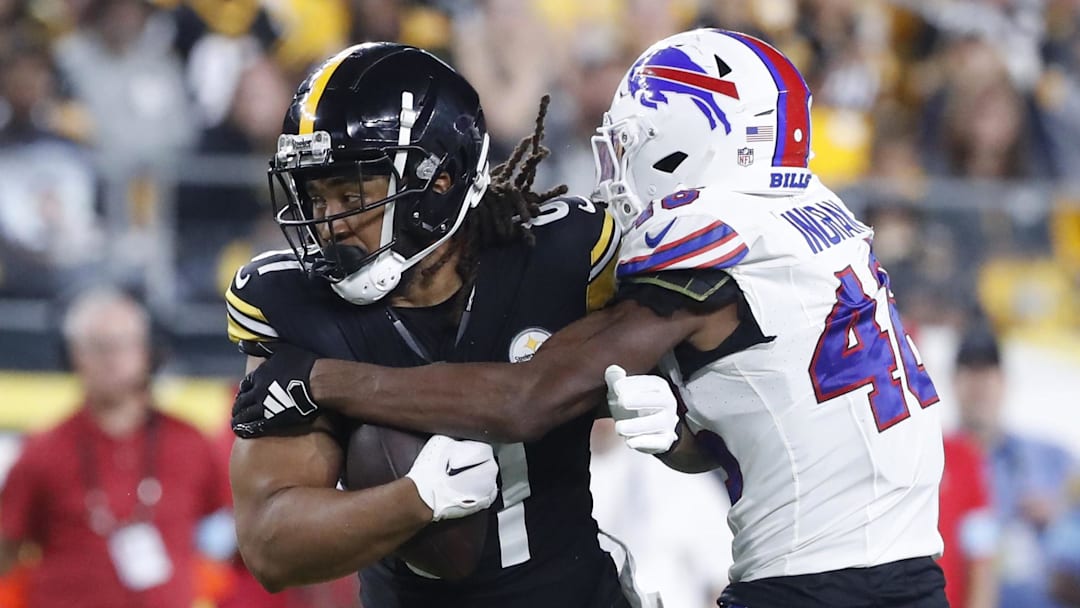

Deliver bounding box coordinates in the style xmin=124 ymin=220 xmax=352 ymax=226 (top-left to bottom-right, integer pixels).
xmin=450 ymin=95 xmax=568 ymax=300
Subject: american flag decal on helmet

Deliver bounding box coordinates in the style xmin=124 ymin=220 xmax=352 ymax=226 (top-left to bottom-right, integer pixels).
xmin=745 ymin=125 xmax=774 ymax=142
xmin=723 ymin=31 xmax=811 ymax=168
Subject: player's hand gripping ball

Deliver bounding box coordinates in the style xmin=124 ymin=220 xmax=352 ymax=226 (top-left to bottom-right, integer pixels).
xmin=346 ymin=426 xmax=496 ymax=580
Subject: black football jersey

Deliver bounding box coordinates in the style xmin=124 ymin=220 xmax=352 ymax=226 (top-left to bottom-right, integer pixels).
xmin=225 ymin=196 xmax=627 ymax=608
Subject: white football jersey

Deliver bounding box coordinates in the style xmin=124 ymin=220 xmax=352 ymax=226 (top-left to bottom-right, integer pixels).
xmin=618 ymin=178 xmax=944 ymax=583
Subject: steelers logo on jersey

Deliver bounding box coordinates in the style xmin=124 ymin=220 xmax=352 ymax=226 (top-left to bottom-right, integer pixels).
xmin=508 ymin=327 xmax=551 ymax=363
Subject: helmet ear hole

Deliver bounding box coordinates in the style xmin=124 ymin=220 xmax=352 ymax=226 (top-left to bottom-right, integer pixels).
xmin=432 ymin=171 xmax=453 ymax=194
xmin=652 ymin=151 xmax=688 ymax=174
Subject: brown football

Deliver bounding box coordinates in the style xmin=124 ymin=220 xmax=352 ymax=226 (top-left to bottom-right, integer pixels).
xmin=343 ymin=424 xmax=489 ymax=580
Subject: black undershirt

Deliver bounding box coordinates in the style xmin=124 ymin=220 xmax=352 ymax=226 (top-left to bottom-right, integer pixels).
xmin=390 ymin=295 xmax=461 ymax=362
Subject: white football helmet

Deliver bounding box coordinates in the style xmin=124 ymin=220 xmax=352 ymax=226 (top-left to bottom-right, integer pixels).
xmin=592 ymin=29 xmax=815 ymax=233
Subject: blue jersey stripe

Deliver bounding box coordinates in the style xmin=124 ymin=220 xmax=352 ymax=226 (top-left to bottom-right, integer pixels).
xmin=618 ymin=223 xmax=737 ymax=277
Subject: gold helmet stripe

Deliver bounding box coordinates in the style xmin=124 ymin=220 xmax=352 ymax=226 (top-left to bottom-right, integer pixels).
xmin=298 ymin=45 xmax=364 ymax=134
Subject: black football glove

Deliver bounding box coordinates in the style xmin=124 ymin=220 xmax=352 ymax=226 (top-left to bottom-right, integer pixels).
xmin=232 ymin=343 xmax=320 ymax=439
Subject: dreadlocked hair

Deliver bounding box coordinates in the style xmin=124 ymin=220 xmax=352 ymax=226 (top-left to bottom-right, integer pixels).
xmin=445 ymin=94 xmax=568 ymax=292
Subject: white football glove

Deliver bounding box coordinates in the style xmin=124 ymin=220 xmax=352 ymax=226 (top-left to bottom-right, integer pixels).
xmin=604 ymin=365 xmax=679 ymax=455
xmin=405 ymin=435 xmax=499 ymax=521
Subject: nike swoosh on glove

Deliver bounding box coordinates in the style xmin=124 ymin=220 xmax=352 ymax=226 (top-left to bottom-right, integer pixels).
xmin=406 ymin=435 xmax=499 ymax=521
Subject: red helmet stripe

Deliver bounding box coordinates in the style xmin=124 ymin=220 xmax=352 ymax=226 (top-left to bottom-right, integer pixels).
xmin=724 ymin=32 xmax=811 ymax=168
xmin=640 ymin=66 xmax=741 ymax=100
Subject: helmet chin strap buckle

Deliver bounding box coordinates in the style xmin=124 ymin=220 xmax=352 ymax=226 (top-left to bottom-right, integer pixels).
xmin=331 ymin=250 xmax=406 ymax=306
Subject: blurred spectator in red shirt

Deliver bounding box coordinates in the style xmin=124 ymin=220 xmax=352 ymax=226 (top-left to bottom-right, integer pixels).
xmin=954 ymin=326 xmax=1075 ymax=608
xmin=939 ymin=433 xmax=998 ymax=608
xmin=0 ymin=286 xmax=231 ymax=608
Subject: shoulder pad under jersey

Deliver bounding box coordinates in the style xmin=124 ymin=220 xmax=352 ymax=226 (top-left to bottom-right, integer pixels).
xmin=527 ymin=195 xmax=620 ymax=312
xmin=224 ymin=249 xmax=312 ymax=345
xmin=618 ymin=188 xmax=750 ymax=279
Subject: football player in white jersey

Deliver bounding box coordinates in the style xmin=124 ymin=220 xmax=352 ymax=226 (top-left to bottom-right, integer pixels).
xmin=233 ymin=29 xmax=947 ymax=608
xmin=590 ymin=30 xmax=946 ymax=607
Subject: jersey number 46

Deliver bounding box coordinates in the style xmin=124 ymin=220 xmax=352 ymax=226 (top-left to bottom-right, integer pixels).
xmin=809 ymin=257 xmax=939 ymax=432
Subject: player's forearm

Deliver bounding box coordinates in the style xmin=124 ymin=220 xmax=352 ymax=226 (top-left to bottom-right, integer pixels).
xmin=311 ymin=358 xmax=526 ymax=442
xmin=658 ymin=421 xmax=721 ymax=474
xmin=312 ymin=300 xmax=699 ymax=442
xmin=237 ymin=478 xmax=431 ymax=592
xmin=310 ymin=308 xmax=640 ymax=442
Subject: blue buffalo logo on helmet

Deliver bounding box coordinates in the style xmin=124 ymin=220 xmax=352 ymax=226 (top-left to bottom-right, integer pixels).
xmin=626 ymin=47 xmax=740 ymax=133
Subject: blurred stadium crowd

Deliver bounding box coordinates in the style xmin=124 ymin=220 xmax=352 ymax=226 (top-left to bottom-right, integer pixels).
xmin=2 ymin=0 xmax=1080 ymax=367
xmin=0 ymin=0 xmax=1079 ymax=607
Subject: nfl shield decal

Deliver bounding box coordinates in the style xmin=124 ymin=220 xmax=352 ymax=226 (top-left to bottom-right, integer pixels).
xmin=737 ymin=147 xmax=754 ymax=167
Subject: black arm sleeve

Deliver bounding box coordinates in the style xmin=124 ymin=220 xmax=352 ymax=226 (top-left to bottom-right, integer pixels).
xmin=615 ymin=269 xmax=741 ymax=317
xmin=617 ymin=269 xmax=773 ymax=376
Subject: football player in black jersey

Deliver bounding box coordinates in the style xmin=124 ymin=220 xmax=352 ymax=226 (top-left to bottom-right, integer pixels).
xmin=235 ymin=30 xmax=949 ymax=608
xmin=225 ymin=43 xmax=630 ymax=607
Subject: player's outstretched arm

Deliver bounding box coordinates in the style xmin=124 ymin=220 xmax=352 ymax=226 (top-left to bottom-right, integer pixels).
xmin=307 ymin=298 xmax=716 ymax=442
xmin=232 ymin=294 xmax=741 ymax=443
xmin=231 ymin=299 xmax=691 ymax=441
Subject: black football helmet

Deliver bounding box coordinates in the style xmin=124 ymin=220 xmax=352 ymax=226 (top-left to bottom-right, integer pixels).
xmin=269 ymin=42 xmax=490 ymax=304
